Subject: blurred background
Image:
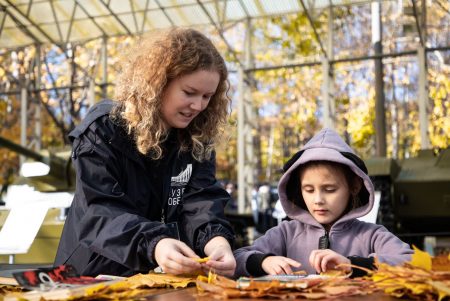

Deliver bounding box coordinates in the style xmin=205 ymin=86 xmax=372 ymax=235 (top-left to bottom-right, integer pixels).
xmin=0 ymin=0 xmax=449 ymax=265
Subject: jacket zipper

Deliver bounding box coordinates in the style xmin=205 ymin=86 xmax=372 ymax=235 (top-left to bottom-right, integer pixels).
xmin=318 ymin=230 xmax=330 ymax=249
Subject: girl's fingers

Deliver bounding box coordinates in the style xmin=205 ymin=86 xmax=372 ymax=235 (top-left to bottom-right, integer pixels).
xmin=285 ymin=258 xmax=302 ymax=268
xmin=310 ymin=250 xmax=328 ymax=273
xmin=321 ymin=255 xmax=331 ymax=272
xmin=281 ymin=265 xmax=293 ymax=275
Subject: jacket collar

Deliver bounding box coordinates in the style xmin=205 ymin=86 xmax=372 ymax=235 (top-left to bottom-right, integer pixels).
xmin=108 ymin=124 xmax=150 ymax=171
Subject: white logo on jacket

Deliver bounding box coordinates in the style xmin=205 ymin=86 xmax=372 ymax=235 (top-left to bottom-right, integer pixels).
xmin=171 ymin=164 xmax=192 ymax=186
xmin=168 ymin=164 xmax=192 ymax=206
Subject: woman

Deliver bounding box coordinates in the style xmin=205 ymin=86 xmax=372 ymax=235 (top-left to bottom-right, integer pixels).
xmin=55 ymin=28 xmax=235 ymax=277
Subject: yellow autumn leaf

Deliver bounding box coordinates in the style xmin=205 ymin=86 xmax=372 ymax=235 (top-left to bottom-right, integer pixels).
xmin=207 ymin=270 xmax=217 ymax=283
xmin=108 ymin=279 xmax=132 ymax=290
xmin=404 ymin=282 xmax=432 ymax=294
xmin=126 ymin=272 xmax=197 ymax=289
xmin=429 ymin=280 xmax=450 ymax=301
xmin=193 ymin=257 xmax=210 ymax=263
xmin=197 ymin=275 xmax=209 ymax=283
xmin=84 ymin=282 xmax=111 ymax=295
xmin=410 ymin=245 xmax=432 ymax=271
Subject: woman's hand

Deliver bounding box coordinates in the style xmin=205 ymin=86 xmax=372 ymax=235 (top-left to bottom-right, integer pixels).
xmin=154 ymin=238 xmax=201 ymax=274
xmin=309 ymin=249 xmax=351 ymax=273
xmin=261 ymin=256 xmax=301 ymax=275
xmin=203 ymin=236 xmax=236 ymax=277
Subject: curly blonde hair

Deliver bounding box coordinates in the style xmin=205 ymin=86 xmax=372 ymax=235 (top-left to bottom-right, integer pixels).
xmin=113 ymin=27 xmax=230 ymax=161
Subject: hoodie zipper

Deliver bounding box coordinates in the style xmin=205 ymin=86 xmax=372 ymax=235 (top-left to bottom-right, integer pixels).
xmin=318 ymin=230 xmax=330 ymax=249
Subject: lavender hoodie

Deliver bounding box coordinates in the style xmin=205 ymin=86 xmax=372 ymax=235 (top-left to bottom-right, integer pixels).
xmin=234 ymin=128 xmax=413 ymax=277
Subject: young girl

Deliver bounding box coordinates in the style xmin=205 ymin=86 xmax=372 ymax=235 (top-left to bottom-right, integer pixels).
xmin=55 ymin=28 xmax=235 ymax=277
xmin=234 ymin=128 xmax=413 ymax=278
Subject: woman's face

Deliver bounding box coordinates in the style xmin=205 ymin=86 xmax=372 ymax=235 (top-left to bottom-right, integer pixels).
xmin=160 ymin=69 xmax=220 ymax=129
xmin=300 ymin=164 xmax=351 ymax=227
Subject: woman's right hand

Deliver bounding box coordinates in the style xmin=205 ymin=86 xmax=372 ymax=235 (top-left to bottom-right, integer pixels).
xmin=261 ymin=256 xmax=301 ymax=275
xmin=154 ymin=238 xmax=202 ymax=274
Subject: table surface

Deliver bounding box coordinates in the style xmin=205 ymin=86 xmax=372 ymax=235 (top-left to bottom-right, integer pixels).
xmin=140 ymin=287 xmax=408 ymax=301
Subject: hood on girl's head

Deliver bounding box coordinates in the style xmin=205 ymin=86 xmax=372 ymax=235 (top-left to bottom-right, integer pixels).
xmin=277 ymin=128 xmax=375 ymax=224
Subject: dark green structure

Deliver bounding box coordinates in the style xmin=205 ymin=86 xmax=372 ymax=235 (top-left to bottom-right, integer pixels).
xmin=366 ymin=148 xmax=450 ymax=241
xmin=0 ymin=136 xmax=75 ymax=192
xmin=0 ymin=136 xmax=74 ymax=264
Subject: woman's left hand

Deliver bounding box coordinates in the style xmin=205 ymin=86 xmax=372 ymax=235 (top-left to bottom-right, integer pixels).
xmin=203 ymin=236 xmax=236 ymax=277
xmin=309 ymin=249 xmax=351 ymax=274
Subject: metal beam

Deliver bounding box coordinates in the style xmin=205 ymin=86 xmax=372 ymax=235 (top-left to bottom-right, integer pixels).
xmin=20 ymin=80 xmax=28 ymax=164
xmin=35 ymin=44 xmax=42 ymax=150
xmin=237 ymin=0 xmax=250 ymax=18
xmin=101 ymin=35 xmax=108 ymax=99
xmin=49 ymin=0 xmax=63 ymax=41
xmin=417 ymin=0 xmax=429 ymax=149
xmin=215 ymin=0 xmax=227 ymax=24
xmin=99 ymin=0 xmax=132 ymax=35
xmin=411 ymin=0 xmax=424 ymax=47
xmin=5 ymin=0 xmax=99 ymax=86
xmin=154 ymin=0 xmax=175 ymax=26
xmin=140 ymin=0 xmax=151 ymax=34
xmin=237 ymin=18 xmax=255 ymax=214
xmin=0 ymin=5 xmax=7 ymax=37
xmin=0 ymin=4 xmax=42 ymax=44
xmin=244 ymin=47 xmax=450 ymax=72
xmin=1 ymin=83 xmax=94 ymax=96
xmin=5 ymin=0 xmax=56 ymax=44
xmin=322 ymin=3 xmax=334 ymax=128
xmin=66 ymin=3 xmax=109 ymax=87
xmin=196 ymin=0 xmax=243 ymax=67
xmin=74 ymin=0 xmax=107 ymax=40
xmin=129 ymin=0 xmax=139 ymax=33
xmin=298 ymin=0 xmax=328 ymax=59
xmin=418 ymin=46 xmax=429 ymax=149
xmin=372 ymin=1 xmax=387 ymax=157
xmin=24 ymin=0 xmax=31 ymax=17
xmin=65 ymin=1 xmax=77 ymax=43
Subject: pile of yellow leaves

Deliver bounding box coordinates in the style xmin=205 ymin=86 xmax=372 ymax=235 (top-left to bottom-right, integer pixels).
xmin=75 ymin=273 xmax=199 ymax=300
xmin=196 ymin=272 xmax=378 ymax=299
xmin=0 ymin=285 xmax=24 ymax=295
xmin=366 ymin=246 xmax=450 ymax=301
xmin=196 ymin=248 xmax=450 ymax=300
xmin=4 ymin=251 xmax=449 ymax=300
xmin=4 ymin=272 xmax=198 ymax=301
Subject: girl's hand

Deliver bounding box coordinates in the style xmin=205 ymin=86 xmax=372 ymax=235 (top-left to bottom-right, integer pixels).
xmin=261 ymin=256 xmax=301 ymax=275
xmin=154 ymin=238 xmax=201 ymax=274
xmin=309 ymin=249 xmax=351 ymax=274
xmin=203 ymin=236 xmax=236 ymax=277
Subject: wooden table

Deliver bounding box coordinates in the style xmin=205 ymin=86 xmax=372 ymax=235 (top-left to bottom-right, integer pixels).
xmin=140 ymin=287 xmax=409 ymax=301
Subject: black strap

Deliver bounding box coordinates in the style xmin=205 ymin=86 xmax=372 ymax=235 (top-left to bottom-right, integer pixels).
xmin=340 ymin=152 xmax=368 ymax=174
xmin=68 ymin=99 xmax=115 ymax=140
xmin=282 ymin=150 xmax=304 ymax=172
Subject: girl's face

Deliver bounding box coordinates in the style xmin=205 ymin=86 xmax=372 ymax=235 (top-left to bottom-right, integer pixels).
xmin=300 ymin=164 xmax=351 ymax=228
xmin=161 ymin=69 xmax=220 ymax=129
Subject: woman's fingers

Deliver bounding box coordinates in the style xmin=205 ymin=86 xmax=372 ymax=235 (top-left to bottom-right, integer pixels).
xmin=155 ymin=238 xmax=201 ymax=274
xmin=176 ymin=241 xmax=199 ymax=259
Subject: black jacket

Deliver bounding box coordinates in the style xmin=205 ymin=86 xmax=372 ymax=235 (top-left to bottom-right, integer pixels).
xmin=54 ymin=100 xmax=234 ymax=276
